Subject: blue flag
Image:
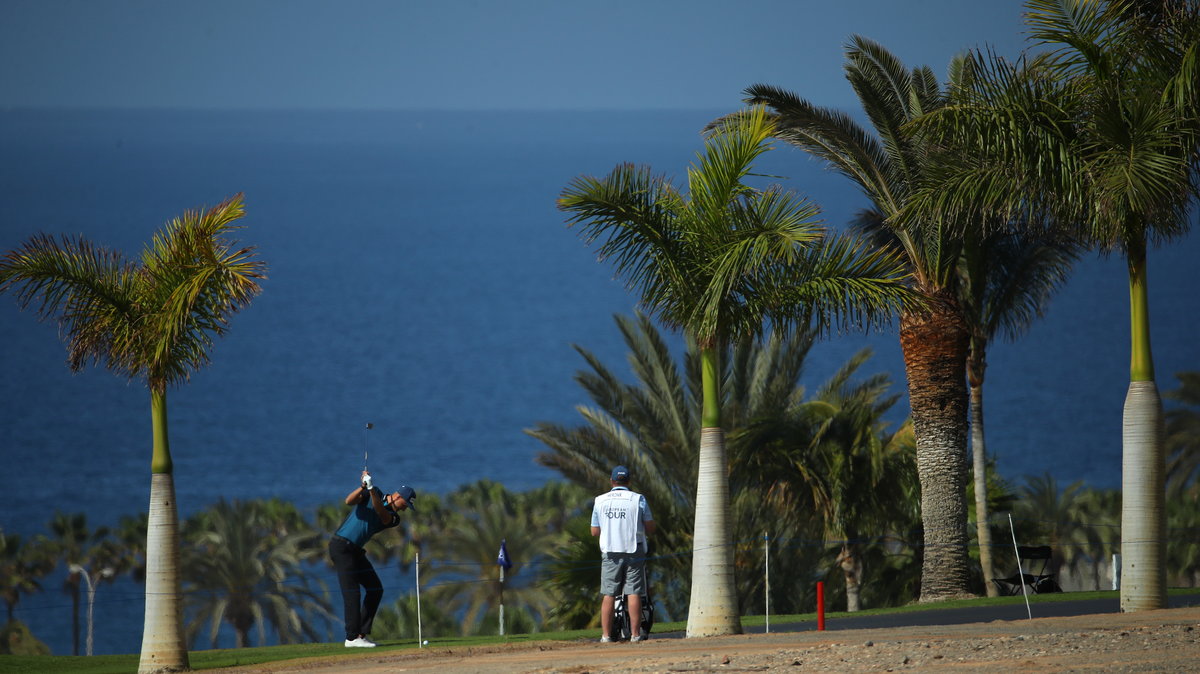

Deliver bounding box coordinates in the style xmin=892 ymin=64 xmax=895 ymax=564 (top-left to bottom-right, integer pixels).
xmin=497 ymin=539 xmax=513 ymax=570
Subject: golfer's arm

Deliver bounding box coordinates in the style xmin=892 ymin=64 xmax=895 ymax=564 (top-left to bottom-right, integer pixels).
xmin=344 ymin=486 xmax=366 ymax=505
xmin=370 ymin=489 xmax=394 ymax=525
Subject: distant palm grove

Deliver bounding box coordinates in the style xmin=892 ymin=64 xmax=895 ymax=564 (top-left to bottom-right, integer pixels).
xmin=1 ymin=0 xmax=1198 ymax=665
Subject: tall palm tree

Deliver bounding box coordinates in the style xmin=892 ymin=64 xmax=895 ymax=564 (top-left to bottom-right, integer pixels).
xmin=0 ymin=194 xmax=266 ymax=669
xmin=911 ymin=0 xmax=1200 ymax=611
xmin=558 ymin=108 xmax=913 ymax=635
xmin=959 ymin=229 xmax=1080 ymax=595
xmin=740 ymin=39 xmax=980 ymax=600
xmin=181 ymin=499 xmax=334 ymax=648
xmin=849 ymin=205 xmax=1081 ymax=597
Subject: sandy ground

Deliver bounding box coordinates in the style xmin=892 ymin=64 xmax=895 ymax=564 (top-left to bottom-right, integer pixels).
xmin=223 ymin=606 xmax=1200 ymax=673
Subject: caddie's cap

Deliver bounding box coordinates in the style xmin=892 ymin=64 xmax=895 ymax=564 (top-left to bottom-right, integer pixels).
xmin=611 ymin=465 xmax=630 ymax=482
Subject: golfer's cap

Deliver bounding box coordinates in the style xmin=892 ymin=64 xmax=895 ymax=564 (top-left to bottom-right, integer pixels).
xmin=397 ymin=485 xmax=417 ymax=511
xmin=611 ymin=465 xmax=630 ymax=481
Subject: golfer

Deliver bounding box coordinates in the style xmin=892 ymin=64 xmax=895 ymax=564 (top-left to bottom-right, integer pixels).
xmin=591 ymin=465 xmax=655 ymax=643
xmin=328 ymin=470 xmax=416 ymax=648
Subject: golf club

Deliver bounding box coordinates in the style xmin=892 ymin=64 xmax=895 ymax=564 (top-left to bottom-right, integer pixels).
xmin=363 ymin=422 xmax=373 ymax=473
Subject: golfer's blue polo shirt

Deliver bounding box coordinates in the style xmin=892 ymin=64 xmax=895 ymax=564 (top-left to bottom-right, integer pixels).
xmin=335 ymin=495 xmax=399 ymax=548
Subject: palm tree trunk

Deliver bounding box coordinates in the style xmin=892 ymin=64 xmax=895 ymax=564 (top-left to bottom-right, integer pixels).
xmin=1120 ymin=246 xmax=1167 ymax=612
xmin=968 ymin=345 xmax=998 ymax=597
xmin=839 ymin=543 xmax=863 ymax=612
xmin=70 ymin=579 xmax=81 ymax=656
xmin=686 ymin=427 xmax=742 ymax=636
xmin=686 ymin=345 xmax=741 ymax=637
xmin=900 ymin=301 xmax=973 ymax=601
xmin=138 ymin=390 xmax=189 ymax=674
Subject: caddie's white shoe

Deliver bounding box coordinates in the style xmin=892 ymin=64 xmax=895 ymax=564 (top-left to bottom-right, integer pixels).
xmin=345 ymin=637 xmax=377 ymax=647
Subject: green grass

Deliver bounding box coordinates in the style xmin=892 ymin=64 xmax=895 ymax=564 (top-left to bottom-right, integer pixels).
xmin=4 ymin=589 xmax=1197 ymax=674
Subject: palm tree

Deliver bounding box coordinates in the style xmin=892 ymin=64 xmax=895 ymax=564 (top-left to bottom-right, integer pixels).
xmin=803 ymin=354 xmax=914 ymax=612
xmin=115 ymin=513 xmax=149 ymax=584
xmin=731 ymin=346 xmax=916 ymax=612
xmin=0 ymin=531 xmax=55 ymax=624
xmin=740 ymin=38 xmax=980 ymax=600
xmin=558 ymin=108 xmax=913 ymax=634
xmin=181 ymin=499 xmax=335 ymax=648
xmin=848 ymin=205 xmax=1080 ymax=597
xmin=372 ymin=593 xmax=457 ymax=642
xmin=959 ymin=229 xmax=1080 ymax=594
xmin=0 ymin=194 xmax=266 ymax=669
xmin=47 ymin=512 xmax=110 ymax=656
xmin=1012 ymin=474 xmax=1106 ymax=586
xmin=1166 ymin=483 xmax=1200 ymax=587
xmin=910 ymin=0 xmax=1200 ymax=611
xmin=539 ymin=515 xmax=605 ymax=630
xmin=1166 ymin=372 xmax=1200 ymax=495
xmin=420 ymin=481 xmax=567 ymax=635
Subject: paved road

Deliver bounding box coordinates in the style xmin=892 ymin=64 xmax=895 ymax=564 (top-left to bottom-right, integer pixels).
xmin=649 ymin=590 xmax=1200 ymax=639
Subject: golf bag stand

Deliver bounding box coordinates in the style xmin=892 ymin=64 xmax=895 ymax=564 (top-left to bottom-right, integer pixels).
xmin=612 ymin=592 xmax=654 ymax=641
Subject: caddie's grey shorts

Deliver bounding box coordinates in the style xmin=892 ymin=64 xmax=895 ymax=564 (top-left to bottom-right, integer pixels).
xmin=600 ymin=546 xmax=647 ymax=597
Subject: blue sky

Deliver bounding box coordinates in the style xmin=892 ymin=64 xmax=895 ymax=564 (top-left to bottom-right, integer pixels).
xmin=3 ymin=0 xmax=1030 ymax=110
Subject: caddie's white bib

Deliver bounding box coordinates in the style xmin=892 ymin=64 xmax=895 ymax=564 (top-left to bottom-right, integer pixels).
xmin=594 ymin=488 xmax=644 ymax=553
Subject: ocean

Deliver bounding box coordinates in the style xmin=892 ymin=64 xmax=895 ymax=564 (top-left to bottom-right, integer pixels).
xmin=1 ymin=108 xmax=1197 ymax=655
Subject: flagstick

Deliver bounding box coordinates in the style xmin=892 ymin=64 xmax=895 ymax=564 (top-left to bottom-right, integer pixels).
xmin=764 ymin=532 xmax=770 ymax=634
xmin=1008 ymin=513 xmax=1032 ymax=620
xmin=416 ymin=552 xmax=424 ymax=646
xmin=497 ymin=539 xmax=511 ymax=637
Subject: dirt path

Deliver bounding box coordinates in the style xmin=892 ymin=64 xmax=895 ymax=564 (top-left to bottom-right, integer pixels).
xmin=225 ymin=606 xmax=1200 ymax=673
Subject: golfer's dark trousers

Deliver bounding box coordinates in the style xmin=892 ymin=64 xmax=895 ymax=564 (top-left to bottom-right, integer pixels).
xmin=329 ymin=535 xmax=384 ymax=640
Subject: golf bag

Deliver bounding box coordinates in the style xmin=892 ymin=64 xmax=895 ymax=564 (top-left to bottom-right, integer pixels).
xmin=612 ymin=593 xmax=654 ymax=641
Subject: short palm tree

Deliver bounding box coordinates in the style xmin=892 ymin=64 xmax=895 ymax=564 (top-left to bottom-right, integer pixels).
xmin=115 ymin=513 xmax=149 ymax=584
xmin=372 ymin=593 xmax=457 ymax=641
xmin=558 ymin=111 xmax=913 ymax=634
xmin=910 ymin=0 xmax=1200 ymax=610
xmin=1166 ymin=372 xmax=1200 ymax=495
xmin=1012 ymin=474 xmax=1105 ymax=584
xmin=0 ymin=195 xmax=266 ymax=670
xmin=0 ymin=531 xmax=55 ymax=624
xmin=48 ymin=512 xmax=110 ymax=656
xmin=420 ymin=481 xmax=566 ymax=635
xmin=181 ymin=499 xmax=334 ymax=648
xmin=802 ymin=354 xmax=914 ymax=612
xmin=741 ymin=39 xmax=980 ymax=600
